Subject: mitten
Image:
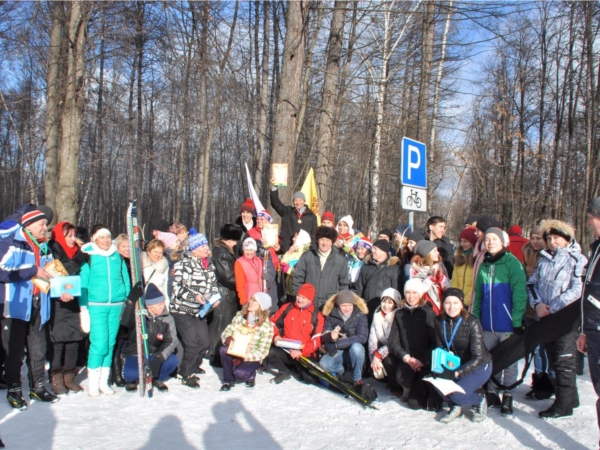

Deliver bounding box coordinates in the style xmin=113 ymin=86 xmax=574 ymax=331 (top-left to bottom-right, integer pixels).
xmin=80 ymin=308 xmax=91 ymax=334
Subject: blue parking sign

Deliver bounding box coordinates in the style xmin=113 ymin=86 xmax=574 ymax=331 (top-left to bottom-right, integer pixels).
xmin=401 ymin=137 xmax=427 ymax=189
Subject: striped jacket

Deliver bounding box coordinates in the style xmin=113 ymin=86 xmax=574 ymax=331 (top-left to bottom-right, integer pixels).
xmin=170 ymin=251 xmax=219 ymax=316
xmin=221 ymin=312 xmax=274 ymax=362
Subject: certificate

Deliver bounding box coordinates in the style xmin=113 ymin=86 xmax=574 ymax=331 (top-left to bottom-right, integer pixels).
xmin=50 ymin=275 xmax=82 ymax=297
xmin=227 ymin=327 xmax=256 ymax=358
xmin=272 ymin=164 xmax=288 ymax=187
xmin=262 ymin=224 xmax=279 ymax=248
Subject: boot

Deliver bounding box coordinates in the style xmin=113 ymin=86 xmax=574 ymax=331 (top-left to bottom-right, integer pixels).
xmin=440 ymin=403 xmax=462 ymax=423
xmin=29 ymin=383 xmax=59 ymax=403
xmin=399 ymin=388 xmax=411 ymax=403
xmin=471 ymin=395 xmax=488 ymax=423
xmin=501 ymin=392 xmax=513 ymax=416
xmin=7 ymin=384 xmax=27 ymax=410
xmin=50 ymin=369 xmax=68 ymax=396
xmin=99 ymin=367 xmax=115 ymax=395
xmin=63 ymin=368 xmax=83 ymax=393
xmin=111 ymin=354 xmax=126 ymax=387
xmin=87 ymin=368 xmax=100 ymax=397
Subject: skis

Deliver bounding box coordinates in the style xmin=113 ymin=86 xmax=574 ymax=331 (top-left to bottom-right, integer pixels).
xmin=126 ymin=201 xmax=153 ymax=398
xmin=295 ymin=355 xmax=378 ymax=410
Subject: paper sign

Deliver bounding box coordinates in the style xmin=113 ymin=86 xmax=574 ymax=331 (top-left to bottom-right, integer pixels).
xmin=227 ymin=327 xmax=256 ymax=358
xmin=272 ymin=164 xmax=288 ymax=187
xmin=50 ymin=275 xmax=82 ymax=297
xmin=262 ymin=224 xmax=279 ymax=248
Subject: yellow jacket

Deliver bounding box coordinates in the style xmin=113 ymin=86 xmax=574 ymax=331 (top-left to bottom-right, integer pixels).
xmin=451 ymin=263 xmax=474 ymax=306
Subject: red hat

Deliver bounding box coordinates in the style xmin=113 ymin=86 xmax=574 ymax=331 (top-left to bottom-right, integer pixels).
xmin=355 ymin=236 xmax=373 ymax=250
xmin=322 ymin=211 xmax=335 ymax=223
xmin=459 ymin=226 xmax=478 ymax=247
xmin=297 ymin=283 xmax=316 ymax=302
xmin=240 ymin=198 xmax=255 ymax=214
xmin=508 ymin=225 xmax=523 ymax=237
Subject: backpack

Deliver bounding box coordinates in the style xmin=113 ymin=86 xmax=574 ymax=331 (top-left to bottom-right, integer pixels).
xmin=275 ymin=302 xmax=319 ymax=337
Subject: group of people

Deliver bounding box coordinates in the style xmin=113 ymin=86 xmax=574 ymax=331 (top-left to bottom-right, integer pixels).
xmin=1 ymin=183 xmax=600 ymax=441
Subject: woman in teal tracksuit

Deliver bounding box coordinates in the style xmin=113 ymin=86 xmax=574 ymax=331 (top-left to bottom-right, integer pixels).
xmin=80 ymin=225 xmax=130 ymax=397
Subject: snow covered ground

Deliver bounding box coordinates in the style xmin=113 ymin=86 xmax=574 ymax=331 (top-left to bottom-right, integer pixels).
xmin=0 ymin=361 xmax=597 ymax=450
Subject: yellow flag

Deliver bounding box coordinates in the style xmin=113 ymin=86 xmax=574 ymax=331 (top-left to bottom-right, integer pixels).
xmin=301 ymin=168 xmax=321 ymax=225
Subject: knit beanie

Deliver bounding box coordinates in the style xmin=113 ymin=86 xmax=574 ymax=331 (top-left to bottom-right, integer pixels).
xmin=459 ymin=226 xmax=478 ymax=247
xmin=476 ymin=216 xmax=502 ymax=233
xmin=322 ymin=211 xmax=335 ymax=223
xmin=144 ymin=283 xmax=165 ymax=306
xmin=242 ymin=237 xmax=258 ymax=251
xmin=188 ymin=230 xmax=208 ymax=250
xmin=407 ymin=229 xmax=427 ymax=243
xmin=21 ymin=207 xmax=47 ymax=227
xmin=356 ymin=237 xmax=373 ymax=250
xmin=293 ymin=191 xmax=306 ymax=202
xmin=337 ymin=215 xmax=355 ymax=235
xmin=153 ymin=231 xmax=178 ymax=249
xmin=240 ymin=199 xmax=255 ymax=214
xmin=465 ymin=214 xmax=481 ymax=227
xmin=484 ymin=227 xmax=505 ymax=244
xmin=443 ymin=287 xmax=465 ymax=304
xmin=414 ymin=240 xmax=437 ymax=258
xmin=373 ymin=239 xmax=391 ymax=254
xmin=381 ymin=287 xmax=402 ymax=305
xmin=252 ymin=292 xmax=272 ymax=312
xmin=379 ymin=228 xmax=393 ymax=241
xmin=297 ymin=283 xmax=316 ymax=302
xmin=335 ymin=289 xmax=356 ymax=306
xmin=257 ymin=210 xmax=273 ymax=223
xmin=588 ymin=197 xmax=600 ymax=218
xmin=403 ymin=279 xmax=424 ymax=296
xmin=509 ymin=225 xmax=523 ymax=237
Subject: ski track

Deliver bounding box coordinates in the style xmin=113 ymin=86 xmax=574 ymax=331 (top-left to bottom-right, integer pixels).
xmin=0 ymin=362 xmax=596 ymax=449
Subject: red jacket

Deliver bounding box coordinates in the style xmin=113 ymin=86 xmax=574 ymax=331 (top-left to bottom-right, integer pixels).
xmin=507 ymin=235 xmax=529 ymax=264
xmin=270 ymin=302 xmax=324 ymax=357
xmin=248 ymin=226 xmax=280 ymax=269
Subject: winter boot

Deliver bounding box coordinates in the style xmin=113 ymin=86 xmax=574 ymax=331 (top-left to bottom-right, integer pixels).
xmin=111 ymin=354 xmax=126 ymax=388
xmin=471 ymin=394 xmax=488 ymax=423
xmin=125 ymin=382 xmax=138 ymax=393
xmin=63 ymin=368 xmax=83 ymax=393
xmin=270 ymin=371 xmax=291 ymax=384
xmin=50 ymin=369 xmax=68 ymax=396
xmin=87 ymin=368 xmax=101 ymax=397
xmin=440 ymin=403 xmax=462 ymax=424
xmin=29 ymin=383 xmax=59 ymax=403
xmin=531 ymin=373 xmax=556 ymax=400
xmin=485 ymin=391 xmax=501 ymax=408
xmin=99 ymin=367 xmax=115 ymax=395
xmin=220 ymin=383 xmax=233 ymax=392
xmin=181 ymin=375 xmax=200 ymax=389
xmin=7 ymin=384 xmax=27 ymax=410
xmin=399 ymin=388 xmax=411 ymax=403
xmin=501 ymin=392 xmax=513 ymax=416
xmin=152 ymin=379 xmax=168 ymax=392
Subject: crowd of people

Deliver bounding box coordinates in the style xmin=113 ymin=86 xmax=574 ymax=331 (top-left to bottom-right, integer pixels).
xmin=1 ymin=183 xmax=600 ymax=443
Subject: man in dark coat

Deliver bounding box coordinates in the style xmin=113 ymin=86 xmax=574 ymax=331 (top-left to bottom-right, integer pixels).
xmin=292 ymin=226 xmax=349 ymax=310
xmin=354 ymin=239 xmax=405 ymax=320
xmin=270 ymin=183 xmax=318 ymax=253
xmin=208 ymin=224 xmax=243 ymax=367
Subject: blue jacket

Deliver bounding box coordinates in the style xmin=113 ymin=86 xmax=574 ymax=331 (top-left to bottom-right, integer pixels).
xmin=0 ymin=228 xmax=53 ymax=324
xmin=320 ymin=292 xmax=369 ymax=355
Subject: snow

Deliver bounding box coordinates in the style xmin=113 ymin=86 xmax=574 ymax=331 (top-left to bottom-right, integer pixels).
xmin=0 ymin=361 xmax=597 ymax=450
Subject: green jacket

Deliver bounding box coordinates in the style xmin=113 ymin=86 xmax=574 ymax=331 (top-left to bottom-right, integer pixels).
xmin=79 ymin=243 xmax=130 ymax=307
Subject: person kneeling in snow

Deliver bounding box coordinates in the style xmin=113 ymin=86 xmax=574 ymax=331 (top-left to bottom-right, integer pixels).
xmin=121 ymin=283 xmax=179 ymax=392
xmin=219 ymin=292 xmax=274 ymax=391
xmin=319 ymin=290 xmax=369 ymax=389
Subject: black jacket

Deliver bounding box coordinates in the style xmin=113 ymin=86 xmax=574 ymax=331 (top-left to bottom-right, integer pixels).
xmin=321 ymin=294 xmax=369 ymax=356
xmin=583 ymin=238 xmax=600 ymax=333
xmin=270 ymin=188 xmax=318 ymax=253
xmin=48 ymin=240 xmax=89 ymax=343
xmin=354 ymin=254 xmax=405 ymax=316
xmin=389 ymin=303 xmax=437 ymax=363
xmin=292 ymin=245 xmax=349 ymax=310
xmin=432 ymin=236 xmax=454 ymax=279
xmin=434 ymin=313 xmax=492 ymax=377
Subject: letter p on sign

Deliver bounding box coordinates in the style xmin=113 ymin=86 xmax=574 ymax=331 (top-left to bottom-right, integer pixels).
xmin=401 ymin=137 xmax=427 ymax=189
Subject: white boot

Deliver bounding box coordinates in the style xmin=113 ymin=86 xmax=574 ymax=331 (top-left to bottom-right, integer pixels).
xmin=87 ymin=368 xmax=100 ymax=397
xmin=99 ymin=367 xmax=115 ymax=395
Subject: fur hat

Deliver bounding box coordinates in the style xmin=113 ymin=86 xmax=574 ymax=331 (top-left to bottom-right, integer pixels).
xmin=459 ymin=226 xmax=478 ymax=247
xmin=414 ymin=240 xmax=436 ymax=258
xmin=404 ymin=279 xmax=424 ymax=296
xmin=335 ymin=289 xmax=356 ymax=306
xmin=242 ymin=237 xmax=258 ymax=251
xmin=540 ymin=219 xmax=575 ymax=242
xmin=381 ymin=287 xmax=402 ymax=305
xmin=509 ymin=225 xmax=523 ymax=237
xmin=188 ymin=230 xmax=208 ymax=250
xmin=373 ymin=239 xmax=390 ymax=254
xmin=293 ymin=191 xmax=306 ymax=202
xmin=337 ymin=215 xmax=354 ymax=235
xmin=144 ymin=283 xmax=165 ymax=307
xmin=297 ymin=283 xmax=316 ymax=301
xmin=476 ymin=216 xmax=502 ymax=232
xmin=316 ymin=225 xmax=337 ymax=243
xmin=322 ymin=211 xmax=335 ymax=223
xmin=220 ymin=224 xmax=243 ymax=241
xmin=252 ymin=292 xmax=272 ymax=312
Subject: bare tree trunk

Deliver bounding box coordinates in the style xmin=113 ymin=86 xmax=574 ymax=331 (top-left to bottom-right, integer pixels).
xmin=255 ymin=0 xmax=270 ymax=195
xmin=56 ymin=1 xmax=91 ymax=224
xmin=315 ymin=1 xmax=346 ymax=210
xmin=417 ymin=0 xmax=434 ymax=150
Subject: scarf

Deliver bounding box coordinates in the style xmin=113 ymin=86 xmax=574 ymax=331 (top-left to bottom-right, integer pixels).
xmin=51 ymin=222 xmax=78 ymax=259
xmin=318 ymin=247 xmax=332 ymax=269
xmin=485 ymin=248 xmax=507 ymax=264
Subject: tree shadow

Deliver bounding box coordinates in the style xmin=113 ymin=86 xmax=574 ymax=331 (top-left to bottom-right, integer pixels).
xmin=203 ymin=399 xmax=282 ymax=450
xmin=141 ymin=414 xmax=197 ymax=450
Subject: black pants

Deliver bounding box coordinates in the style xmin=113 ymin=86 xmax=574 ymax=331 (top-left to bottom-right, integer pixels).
xmin=172 ymin=313 xmax=209 ymax=377
xmin=2 ymin=305 xmax=47 ymax=386
xmin=51 ymin=341 xmax=80 ymax=371
xmin=395 ymin=358 xmax=430 ymax=390
xmin=545 ymin=330 xmax=579 ymax=413
xmin=587 ymin=331 xmax=600 ymax=435
xmin=265 ymin=346 xmax=295 ymax=373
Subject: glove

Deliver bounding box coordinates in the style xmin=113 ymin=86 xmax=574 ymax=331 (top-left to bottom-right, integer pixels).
xmin=80 ymin=308 xmax=91 ymax=334
xmin=513 ymin=326 xmax=524 ymax=335
xmin=224 ymin=336 xmax=233 ymax=346
xmin=127 ymin=281 xmax=144 ymax=301
xmin=150 ymin=354 xmax=165 ymax=379
xmin=434 ymin=365 xmax=456 ymax=380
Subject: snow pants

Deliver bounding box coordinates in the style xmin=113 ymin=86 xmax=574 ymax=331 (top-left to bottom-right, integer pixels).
xmin=122 ymin=354 xmax=179 ymax=383
xmin=87 ymin=303 xmax=124 ymax=369
xmin=586 ymin=331 xmax=600 ymax=436
xmin=483 ymin=331 xmax=517 ymax=392
xmin=219 ymin=345 xmax=261 ymax=383
xmin=172 ymin=313 xmax=209 ymax=377
xmin=441 ymin=362 xmax=493 ymax=406
xmin=545 ymin=329 xmax=579 ymax=414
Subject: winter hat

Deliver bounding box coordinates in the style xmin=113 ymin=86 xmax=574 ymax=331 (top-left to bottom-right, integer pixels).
xmin=443 ymin=287 xmax=465 ymax=304
xmin=297 ymin=283 xmax=316 ymax=302
xmin=395 ymin=224 xmax=411 ymax=235
xmin=588 ymin=197 xmax=600 ymax=218
xmin=293 ymin=191 xmax=306 ymax=202
xmin=295 ymin=229 xmax=311 ymax=247
xmin=188 ymin=230 xmax=208 ymax=251
xmin=509 ymin=225 xmax=523 ymax=237
xmin=335 ymin=289 xmax=356 ymax=306
xmin=322 ymin=211 xmax=335 ymax=223
xmin=379 ymin=228 xmax=393 ymax=241
xmin=540 ymin=219 xmax=575 ymax=242
xmin=252 ymin=292 xmax=272 ymax=312
xmin=257 ymin=210 xmax=273 ymax=223
xmin=484 ymin=227 xmax=504 ymax=244
xmin=403 ymin=279 xmax=424 ymax=296
xmin=465 ymin=214 xmax=481 ymax=227
xmin=414 ymin=240 xmax=437 ymax=258
xmin=407 ymin=228 xmax=427 ymax=243
xmin=39 ymin=205 xmax=54 ymax=225
xmin=151 ymin=219 xmax=171 ymax=233
xmin=316 ymin=225 xmax=338 ymax=243
xmin=476 ymin=216 xmax=502 ymax=233
xmin=220 ymin=224 xmax=243 ymax=241
xmin=381 ymin=287 xmax=402 ymax=305
xmin=242 ymin=237 xmax=258 ymax=251
xmin=459 ymin=226 xmax=478 ymax=247
xmin=355 ymin=236 xmax=373 ymax=250
xmin=240 ymin=198 xmax=255 ymax=214
xmin=153 ymin=231 xmax=178 ymax=249
xmin=21 ymin=206 xmax=47 ymax=227
xmin=373 ymin=239 xmax=391 ymax=254
xmin=144 ymin=283 xmax=165 ymax=307
xmin=337 ymin=215 xmax=355 ymax=235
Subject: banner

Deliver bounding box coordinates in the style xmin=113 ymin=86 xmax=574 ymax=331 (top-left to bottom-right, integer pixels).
xmin=301 ymin=168 xmax=321 ymax=225
xmin=244 ymin=163 xmax=266 ymax=215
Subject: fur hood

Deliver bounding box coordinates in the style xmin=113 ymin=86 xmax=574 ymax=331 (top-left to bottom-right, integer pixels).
xmin=540 ymin=219 xmax=575 ymax=242
xmin=322 ymin=291 xmax=369 ymax=316
xmin=364 ymin=253 xmax=402 ymax=267
xmin=141 ymin=251 xmax=169 ymax=274
xmin=213 ymin=238 xmax=234 ymax=255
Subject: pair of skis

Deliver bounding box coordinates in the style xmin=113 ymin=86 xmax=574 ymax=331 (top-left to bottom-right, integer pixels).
xmin=126 ymin=201 xmax=153 ymax=398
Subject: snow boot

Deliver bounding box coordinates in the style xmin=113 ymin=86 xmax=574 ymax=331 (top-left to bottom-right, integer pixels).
xmin=440 ymin=403 xmax=462 ymax=423
xmin=526 ymin=372 xmax=555 ymax=400
xmin=501 ymin=392 xmax=513 ymax=416
xmin=270 ymin=371 xmax=291 ymax=384
xmin=51 ymin=369 xmax=68 ymax=396
xmin=399 ymin=388 xmax=411 ymax=403
xmin=111 ymin=354 xmax=126 ymax=388
xmin=539 ymin=406 xmax=573 ymax=419
xmin=63 ymin=368 xmax=83 ymax=393
xmin=485 ymin=391 xmax=501 ymax=408
xmin=220 ymin=383 xmax=233 ymax=392
xmin=125 ymin=382 xmax=138 ymax=393
xmin=181 ymin=375 xmax=200 ymax=389
xmin=7 ymin=384 xmax=27 ymax=410
xmin=471 ymin=394 xmax=488 ymax=423
xmin=29 ymin=383 xmax=59 ymax=403
xmin=99 ymin=367 xmax=115 ymax=395
xmin=152 ymin=379 xmax=168 ymax=392
xmin=87 ymin=368 xmax=101 ymax=397
xmin=245 ymin=379 xmax=255 ymax=388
